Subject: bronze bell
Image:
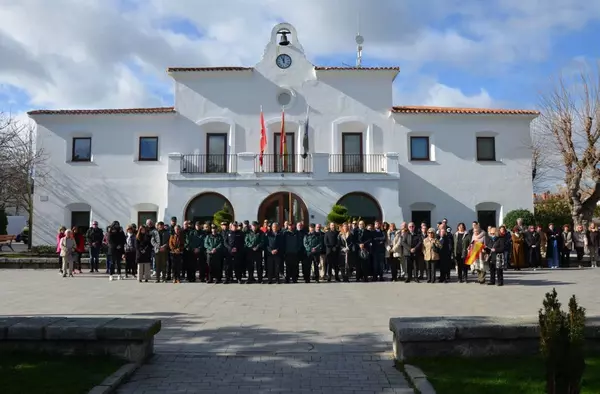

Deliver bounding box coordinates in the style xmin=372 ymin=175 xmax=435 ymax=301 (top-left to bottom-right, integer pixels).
xmin=279 ymin=32 xmax=290 ymax=46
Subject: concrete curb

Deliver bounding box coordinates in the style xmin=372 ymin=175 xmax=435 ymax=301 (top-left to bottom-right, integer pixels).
xmin=404 ymin=364 xmax=436 ymax=394
xmin=87 ymin=362 xmax=140 ymax=394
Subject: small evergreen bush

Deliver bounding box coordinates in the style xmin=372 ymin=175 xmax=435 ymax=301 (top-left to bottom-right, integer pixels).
xmin=327 ymin=204 xmax=349 ymax=225
xmin=213 ymin=204 xmax=234 ymax=227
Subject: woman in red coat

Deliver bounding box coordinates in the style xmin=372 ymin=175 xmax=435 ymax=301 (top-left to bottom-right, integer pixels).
xmin=72 ymin=226 xmax=86 ymax=274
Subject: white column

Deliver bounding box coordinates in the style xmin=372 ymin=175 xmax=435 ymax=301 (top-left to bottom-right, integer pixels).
xmin=331 ymin=122 xmax=338 ymax=154
xmin=365 ymin=124 xmax=373 ymax=172
xmin=297 ymin=123 xmax=303 ymax=172
xmin=167 ymin=153 xmax=182 ymax=174
xmin=228 ymin=122 xmax=236 ymax=172
xmin=237 ymin=152 xmax=256 ymax=174
xmin=385 ymin=152 xmax=399 ymax=175
xmin=312 ymin=153 xmax=329 ymax=179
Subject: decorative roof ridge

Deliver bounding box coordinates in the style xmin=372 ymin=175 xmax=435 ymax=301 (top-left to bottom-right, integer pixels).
xmin=27 ymin=107 xmax=176 ymax=115
xmin=391 ymin=105 xmax=540 ymax=115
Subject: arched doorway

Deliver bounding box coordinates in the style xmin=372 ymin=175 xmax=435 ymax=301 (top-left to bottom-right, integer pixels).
xmin=258 ymin=192 xmax=308 ymax=225
xmin=336 ymin=192 xmax=382 ymax=224
xmin=184 ymin=192 xmax=234 ymax=224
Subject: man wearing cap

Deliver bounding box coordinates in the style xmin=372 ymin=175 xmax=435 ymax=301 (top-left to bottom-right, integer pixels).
xmin=303 ymin=223 xmax=322 ymax=283
xmin=205 ymin=224 xmax=224 ymax=283
xmin=245 ymin=221 xmax=264 ymax=283
xmin=266 ymin=223 xmax=285 ymax=284
xmin=225 ymin=221 xmax=245 ymax=284
xmin=86 ymin=221 xmax=104 ymax=273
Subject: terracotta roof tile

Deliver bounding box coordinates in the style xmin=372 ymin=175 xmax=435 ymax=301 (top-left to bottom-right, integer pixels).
xmin=27 ymin=107 xmax=176 ymax=115
xmin=315 ymin=66 xmax=400 ymax=71
xmin=391 ymin=105 xmax=540 ymax=115
xmin=167 ymin=67 xmax=253 ymax=72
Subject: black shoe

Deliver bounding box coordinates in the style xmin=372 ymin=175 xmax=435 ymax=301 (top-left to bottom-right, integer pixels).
xmin=404 ymin=279 xmax=411 ymax=283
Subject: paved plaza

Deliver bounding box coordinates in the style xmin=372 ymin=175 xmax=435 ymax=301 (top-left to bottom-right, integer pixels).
xmin=1 ymin=268 xmax=599 ymax=393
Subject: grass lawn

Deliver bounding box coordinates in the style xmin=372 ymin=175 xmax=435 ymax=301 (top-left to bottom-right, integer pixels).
xmin=0 ymin=352 xmax=125 ymax=394
xmin=408 ymin=355 xmax=600 ymax=394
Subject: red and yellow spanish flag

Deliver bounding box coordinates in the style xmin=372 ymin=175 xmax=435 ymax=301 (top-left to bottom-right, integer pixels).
xmin=465 ymin=242 xmax=484 ymax=266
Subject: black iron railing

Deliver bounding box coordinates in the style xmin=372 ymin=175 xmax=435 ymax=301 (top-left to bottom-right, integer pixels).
xmin=254 ymin=154 xmax=313 ymax=173
xmin=180 ymin=154 xmax=237 ymax=173
xmin=329 ymin=154 xmax=386 ymax=173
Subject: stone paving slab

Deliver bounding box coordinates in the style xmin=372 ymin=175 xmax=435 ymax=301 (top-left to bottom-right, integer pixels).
xmin=1 ymin=268 xmax=599 ymax=393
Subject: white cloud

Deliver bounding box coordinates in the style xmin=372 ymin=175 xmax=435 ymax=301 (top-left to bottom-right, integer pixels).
xmin=0 ymin=0 xmax=598 ymax=110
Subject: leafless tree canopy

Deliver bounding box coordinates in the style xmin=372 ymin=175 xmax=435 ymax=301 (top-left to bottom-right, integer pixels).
xmin=0 ymin=112 xmax=47 ymax=217
xmin=538 ymin=63 xmax=600 ymax=226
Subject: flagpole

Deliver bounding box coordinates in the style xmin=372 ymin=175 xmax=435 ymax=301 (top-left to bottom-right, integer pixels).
xmin=288 ymin=191 xmax=292 ymax=223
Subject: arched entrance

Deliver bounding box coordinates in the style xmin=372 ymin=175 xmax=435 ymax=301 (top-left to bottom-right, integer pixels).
xmin=184 ymin=192 xmax=234 ymax=224
xmin=336 ymin=192 xmax=382 ymax=224
xmin=258 ymin=192 xmax=308 ymax=225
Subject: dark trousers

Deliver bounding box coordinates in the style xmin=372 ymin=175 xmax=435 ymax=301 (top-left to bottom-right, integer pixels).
xmin=247 ymin=250 xmax=263 ymax=282
xmin=89 ymin=246 xmax=100 ymax=271
xmin=184 ymin=251 xmax=197 ymax=282
xmin=75 ymin=251 xmax=82 ymax=271
xmin=325 ymin=252 xmax=339 ymax=279
xmin=125 ymin=251 xmax=136 ymax=275
xmin=207 ymin=253 xmax=222 ymax=282
xmin=340 ymin=253 xmax=352 ymax=281
xmin=389 ymin=257 xmax=400 ymax=281
xmin=307 ymin=253 xmax=320 ymax=282
xmin=490 ymin=267 xmax=504 ymax=285
xmin=529 ymin=248 xmax=540 ymax=268
xmin=172 ymin=254 xmax=183 ymax=281
xmin=356 ymin=254 xmax=368 ymax=281
xmin=426 ymin=260 xmax=437 ymax=283
xmin=455 ymin=256 xmax=468 ymax=281
xmin=439 ymin=257 xmax=451 ymax=282
xmin=110 ymin=252 xmax=122 ymax=275
xmin=405 ymin=254 xmax=416 ymax=282
xmin=372 ymin=253 xmax=384 ymax=279
xmin=301 ymin=255 xmax=312 ymax=282
xmin=167 ymin=252 xmax=173 ymax=280
xmin=560 ymin=248 xmax=571 ymax=268
xmin=575 ymin=246 xmax=584 ymax=262
xmin=224 ymin=253 xmax=235 ymax=281
xmin=416 ymin=254 xmax=426 ymax=278
xmin=231 ymin=253 xmax=244 ymax=281
xmin=285 ymin=253 xmax=300 ymax=282
xmin=198 ymin=252 xmax=208 ymax=281
xmin=266 ymin=254 xmax=281 ymax=283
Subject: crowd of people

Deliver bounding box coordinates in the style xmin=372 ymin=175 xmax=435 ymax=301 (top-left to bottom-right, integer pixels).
xmin=54 ymin=216 xmax=599 ymax=285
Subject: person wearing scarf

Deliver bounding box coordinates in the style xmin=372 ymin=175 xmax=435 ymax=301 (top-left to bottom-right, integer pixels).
xmin=469 ymin=225 xmax=488 ymax=284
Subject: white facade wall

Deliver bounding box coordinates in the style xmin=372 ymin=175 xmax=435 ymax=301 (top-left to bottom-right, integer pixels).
xmin=30 ymin=23 xmax=535 ymax=245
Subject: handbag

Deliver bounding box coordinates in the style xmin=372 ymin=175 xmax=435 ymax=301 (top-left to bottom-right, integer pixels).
xmin=359 ymin=248 xmax=370 ymax=260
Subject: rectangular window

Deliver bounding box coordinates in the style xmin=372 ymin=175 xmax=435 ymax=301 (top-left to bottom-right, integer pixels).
xmin=273 ymin=132 xmax=295 ymax=172
xmin=71 ymin=211 xmax=90 ymax=234
xmin=342 ymin=133 xmax=363 ymax=173
xmin=410 ymin=136 xmax=430 ymax=161
xmin=411 ymin=210 xmax=431 ymax=228
xmin=476 ymin=136 xmax=496 ymax=161
xmin=137 ymin=211 xmax=157 ymax=226
xmin=477 ymin=210 xmax=496 ymax=230
xmin=138 ymin=137 xmax=158 ymax=161
xmin=206 ymin=133 xmax=227 ymax=173
xmin=72 ymin=137 xmax=92 ymax=162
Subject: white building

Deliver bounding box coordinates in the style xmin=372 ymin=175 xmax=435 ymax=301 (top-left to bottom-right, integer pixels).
xmin=29 ymin=23 xmax=538 ymax=246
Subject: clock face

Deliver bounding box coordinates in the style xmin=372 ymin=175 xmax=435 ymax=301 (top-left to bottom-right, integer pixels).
xmin=276 ymin=54 xmax=292 ymax=69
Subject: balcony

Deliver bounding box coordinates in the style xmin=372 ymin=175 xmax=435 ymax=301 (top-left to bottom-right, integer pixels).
xmin=254 ymin=154 xmax=313 ymax=173
xmin=180 ymin=154 xmax=237 ymax=173
xmin=329 ymin=154 xmax=386 ymax=173
xmin=169 ymin=152 xmax=398 ymax=179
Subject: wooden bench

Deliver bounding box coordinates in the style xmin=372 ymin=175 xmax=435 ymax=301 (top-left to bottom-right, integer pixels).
xmin=0 ymin=235 xmax=16 ymax=251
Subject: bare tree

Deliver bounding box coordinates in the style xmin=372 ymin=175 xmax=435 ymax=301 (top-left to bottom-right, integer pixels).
xmin=0 ymin=113 xmax=47 ymax=248
xmin=538 ymin=64 xmax=600 ymax=226
xmin=530 ymin=117 xmax=553 ymax=192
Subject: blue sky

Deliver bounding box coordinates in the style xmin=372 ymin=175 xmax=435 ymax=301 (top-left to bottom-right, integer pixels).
xmin=1 ymin=0 xmax=599 ymax=114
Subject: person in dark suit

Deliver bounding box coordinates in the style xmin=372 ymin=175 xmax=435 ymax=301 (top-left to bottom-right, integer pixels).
xmin=353 ymin=220 xmax=372 ymax=282
xmin=324 ymin=223 xmax=340 ymax=282
xmin=265 ymin=223 xmax=285 ymax=284
xmin=401 ymin=222 xmax=423 ymax=283
xmin=437 ymin=227 xmax=453 ymax=283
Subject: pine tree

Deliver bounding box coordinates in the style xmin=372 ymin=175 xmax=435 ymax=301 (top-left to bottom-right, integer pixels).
xmin=213 ymin=204 xmax=233 ymax=227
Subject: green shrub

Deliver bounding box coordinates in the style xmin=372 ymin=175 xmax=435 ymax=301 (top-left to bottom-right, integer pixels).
xmin=535 ymin=198 xmax=573 ymax=229
xmin=213 ymin=204 xmax=233 ymax=227
xmin=503 ymin=209 xmax=534 ymax=229
xmin=31 ymin=245 xmax=57 ymax=255
xmin=539 ymin=288 xmax=586 ymax=394
xmin=327 ymin=204 xmax=349 ymax=225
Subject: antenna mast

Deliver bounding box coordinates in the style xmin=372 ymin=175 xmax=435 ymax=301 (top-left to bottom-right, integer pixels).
xmin=355 ymin=12 xmax=364 ymax=68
